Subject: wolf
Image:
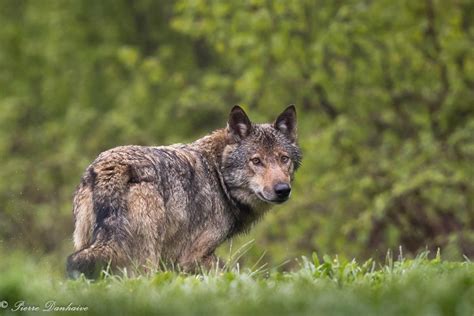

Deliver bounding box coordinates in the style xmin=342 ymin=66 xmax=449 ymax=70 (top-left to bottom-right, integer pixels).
xmin=66 ymin=105 xmax=302 ymax=278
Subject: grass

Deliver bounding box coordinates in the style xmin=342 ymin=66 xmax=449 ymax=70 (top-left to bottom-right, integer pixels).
xmin=0 ymin=249 xmax=473 ymax=316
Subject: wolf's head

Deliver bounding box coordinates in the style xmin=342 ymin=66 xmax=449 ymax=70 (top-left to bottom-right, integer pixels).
xmin=222 ymin=105 xmax=302 ymax=210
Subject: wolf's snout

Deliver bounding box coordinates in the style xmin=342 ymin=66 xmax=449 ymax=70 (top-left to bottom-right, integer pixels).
xmin=274 ymin=183 xmax=291 ymax=198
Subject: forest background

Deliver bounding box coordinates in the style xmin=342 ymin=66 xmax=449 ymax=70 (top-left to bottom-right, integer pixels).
xmin=0 ymin=0 xmax=472 ymax=268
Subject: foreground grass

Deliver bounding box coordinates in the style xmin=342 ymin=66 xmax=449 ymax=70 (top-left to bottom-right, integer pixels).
xmin=0 ymin=251 xmax=473 ymax=316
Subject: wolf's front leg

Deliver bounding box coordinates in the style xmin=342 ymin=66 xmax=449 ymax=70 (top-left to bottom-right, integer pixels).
xmin=180 ymin=253 xmax=224 ymax=273
xmin=200 ymin=253 xmax=225 ymax=270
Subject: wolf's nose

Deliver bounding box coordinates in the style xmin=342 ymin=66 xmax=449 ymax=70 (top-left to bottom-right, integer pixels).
xmin=274 ymin=183 xmax=291 ymax=198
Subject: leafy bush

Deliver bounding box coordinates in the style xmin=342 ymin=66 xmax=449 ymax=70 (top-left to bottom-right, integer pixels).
xmin=0 ymin=0 xmax=472 ymax=263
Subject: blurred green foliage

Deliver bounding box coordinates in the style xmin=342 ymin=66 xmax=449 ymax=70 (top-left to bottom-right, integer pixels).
xmin=0 ymin=0 xmax=472 ymax=264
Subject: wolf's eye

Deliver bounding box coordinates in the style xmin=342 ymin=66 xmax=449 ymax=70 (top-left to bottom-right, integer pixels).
xmin=281 ymin=155 xmax=290 ymax=163
xmin=251 ymin=157 xmax=262 ymax=165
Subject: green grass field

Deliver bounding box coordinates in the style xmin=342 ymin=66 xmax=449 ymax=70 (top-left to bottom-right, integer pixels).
xmin=0 ymin=250 xmax=473 ymax=316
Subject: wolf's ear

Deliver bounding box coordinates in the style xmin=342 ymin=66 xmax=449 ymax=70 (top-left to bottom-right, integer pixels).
xmin=274 ymin=105 xmax=297 ymax=142
xmin=227 ymin=105 xmax=252 ymax=141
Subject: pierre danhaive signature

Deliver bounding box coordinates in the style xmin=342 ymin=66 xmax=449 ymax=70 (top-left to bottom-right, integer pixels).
xmin=0 ymin=300 xmax=88 ymax=312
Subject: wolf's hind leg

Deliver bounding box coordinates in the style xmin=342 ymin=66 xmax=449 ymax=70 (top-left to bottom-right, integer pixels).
xmin=67 ymin=243 xmax=113 ymax=279
xmin=67 ymin=182 xmax=166 ymax=279
xmin=127 ymin=182 xmax=166 ymax=271
xmin=72 ymin=183 xmax=95 ymax=251
xmin=67 ymin=222 xmax=134 ymax=279
xmin=67 ymin=215 xmax=133 ymax=279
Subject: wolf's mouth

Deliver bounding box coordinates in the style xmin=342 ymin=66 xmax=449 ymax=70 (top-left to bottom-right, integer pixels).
xmin=256 ymin=192 xmax=288 ymax=204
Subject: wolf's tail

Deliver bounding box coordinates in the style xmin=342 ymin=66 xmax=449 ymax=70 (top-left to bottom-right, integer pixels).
xmin=90 ymin=162 xmax=131 ymax=230
xmin=67 ymin=162 xmax=132 ymax=279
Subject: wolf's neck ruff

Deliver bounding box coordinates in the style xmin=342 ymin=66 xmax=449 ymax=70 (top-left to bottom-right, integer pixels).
xmin=216 ymin=157 xmax=259 ymax=235
xmin=191 ymin=129 xmax=262 ymax=234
